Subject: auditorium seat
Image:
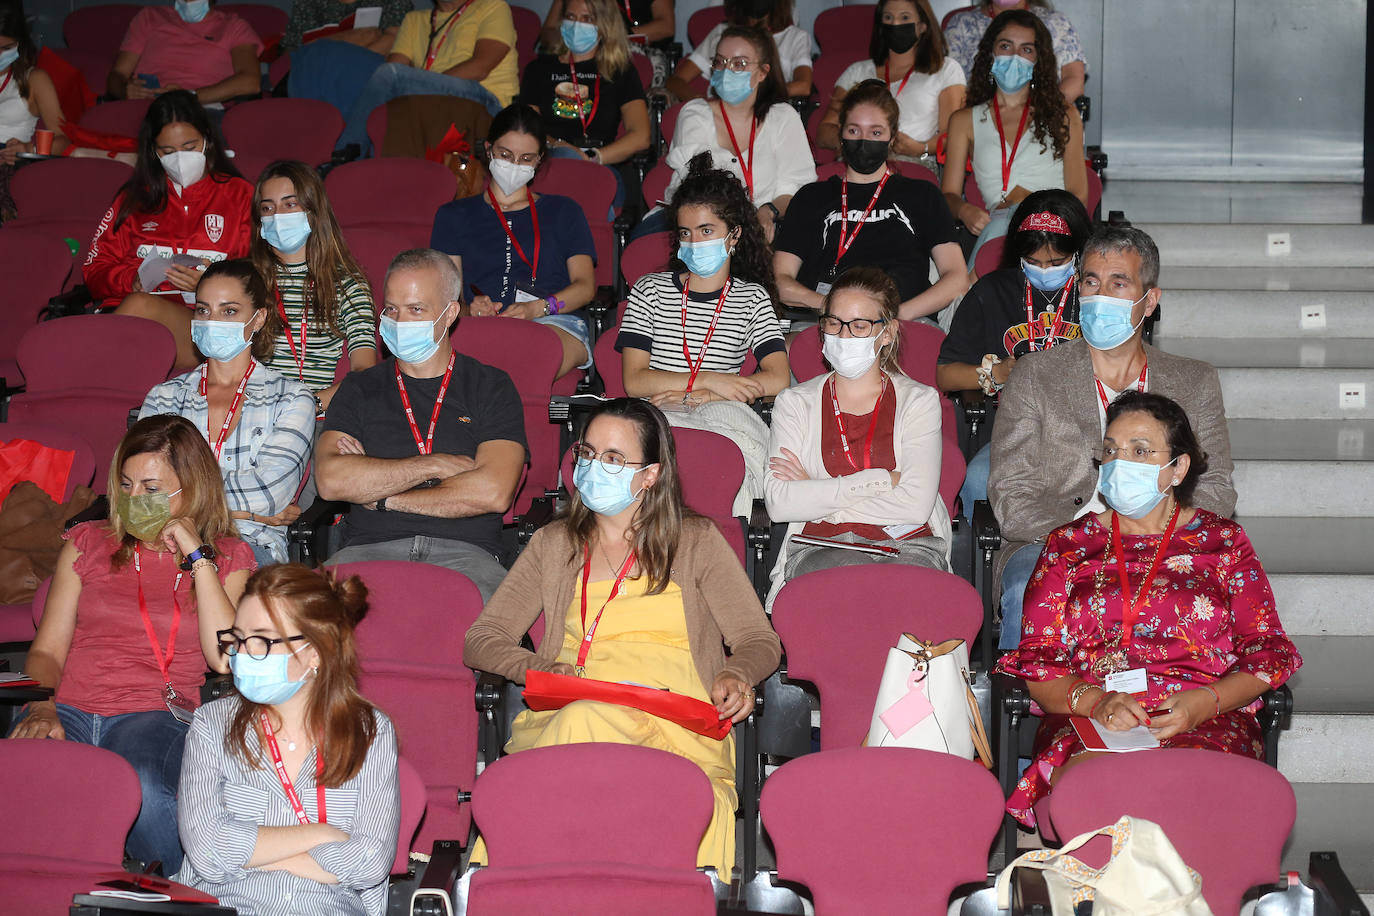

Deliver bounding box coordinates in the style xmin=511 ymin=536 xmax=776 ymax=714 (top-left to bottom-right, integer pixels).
xmin=10 ymin=157 xmax=133 ymax=224
xmin=62 ymin=4 xmax=141 ymax=57
xmin=620 ymin=230 xmax=674 ymax=294
xmin=326 ymin=158 xmax=458 ymax=250
xmin=76 ymin=99 xmax=151 ymax=139
xmin=686 ymin=7 xmax=727 ymax=49
xmin=0 ymin=234 xmax=76 ymax=391
xmin=222 ymin=98 xmax=344 ymax=167
xmin=531 ymin=156 xmax=623 ymax=289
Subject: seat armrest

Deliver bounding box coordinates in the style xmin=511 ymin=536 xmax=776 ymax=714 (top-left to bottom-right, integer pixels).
xmin=411 ymin=839 xmax=464 ymax=916
xmin=751 ymin=396 xmax=774 ymax=425
xmin=1308 ymin=851 xmax=1370 ymax=916
xmin=1259 ymin=683 xmax=1294 ymax=768
xmin=516 ymin=493 xmax=556 ymax=545
xmin=288 ymin=497 xmax=346 ymax=565
xmin=200 ymin=672 xmax=233 ymax=705
xmin=994 ymin=672 xmax=1031 ymax=717
xmin=972 ymin=499 xmax=1001 ymax=552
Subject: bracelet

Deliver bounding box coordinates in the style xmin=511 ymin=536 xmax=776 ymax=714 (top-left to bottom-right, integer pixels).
xmin=1068 ymin=681 xmax=1097 ymax=716
xmin=1089 ymin=690 xmax=1113 ymax=719
xmin=1200 ymin=684 xmax=1221 ymax=718
xmin=1063 ymin=677 xmax=1085 ymax=710
xmin=544 ymin=296 xmax=565 ymax=316
xmin=190 ymin=558 xmax=218 ymax=575
xmin=976 ymin=353 xmax=1003 ymax=396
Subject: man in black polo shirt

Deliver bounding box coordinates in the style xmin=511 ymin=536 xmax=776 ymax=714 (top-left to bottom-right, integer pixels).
xmin=316 ymin=248 xmax=527 ymax=601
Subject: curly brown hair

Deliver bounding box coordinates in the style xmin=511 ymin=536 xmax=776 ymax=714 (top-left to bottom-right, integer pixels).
xmin=966 ymin=9 xmax=1070 ymax=161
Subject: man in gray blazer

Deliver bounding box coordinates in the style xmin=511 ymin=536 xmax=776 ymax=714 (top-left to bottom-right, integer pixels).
xmin=988 ymin=226 xmax=1236 ymax=650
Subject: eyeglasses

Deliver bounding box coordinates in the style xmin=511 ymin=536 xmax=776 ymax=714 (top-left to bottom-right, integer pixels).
xmin=491 ymin=147 xmax=541 ymax=166
xmin=710 ymin=55 xmax=755 ymax=73
xmin=1092 ymin=445 xmax=1171 ymax=463
xmin=216 ymin=629 xmax=307 ymax=660
xmin=572 ymin=442 xmax=650 ymax=475
xmin=819 ymin=315 xmax=887 ymax=338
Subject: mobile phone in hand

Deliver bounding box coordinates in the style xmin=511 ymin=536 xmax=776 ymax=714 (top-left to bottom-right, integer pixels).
xmin=137 ymin=73 xmax=160 ymax=89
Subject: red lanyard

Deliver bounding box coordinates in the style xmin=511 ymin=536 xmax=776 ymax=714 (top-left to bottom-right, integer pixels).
xmin=133 ymin=545 xmax=184 ymax=689
xmin=1110 ymin=502 xmax=1180 ymax=651
xmin=200 ymin=361 xmax=255 ymax=461
xmin=990 ymin=94 xmax=1031 ymax=194
xmin=274 ymin=284 xmax=310 ymax=383
xmin=0 ymin=70 xmax=12 ymax=98
xmin=488 ymin=188 xmax=541 ymax=288
xmin=1024 ymin=277 xmax=1073 ymax=352
xmin=423 ymin=0 xmax=475 ymax=70
xmin=718 ymin=102 xmax=757 ymax=198
xmin=883 ymin=60 xmax=916 ymax=97
xmin=566 ymin=61 xmax=602 ymax=140
xmin=395 ymin=351 xmax=456 ymax=456
xmin=836 ymin=171 xmax=892 ymax=266
xmin=260 ymin=713 xmax=327 ymax=826
xmin=576 ymin=544 xmax=638 ymax=674
xmin=680 ymin=279 xmax=731 ymax=393
xmin=619 ymin=0 xmax=635 ymax=24
xmin=1095 ymin=364 xmax=1147 ymax=414
xmin=827 ymin=373 xmax=886 ymax=472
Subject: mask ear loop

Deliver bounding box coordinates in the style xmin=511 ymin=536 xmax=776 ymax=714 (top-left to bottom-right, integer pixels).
xmin=629 ymin=463 xmax=660 ymax=501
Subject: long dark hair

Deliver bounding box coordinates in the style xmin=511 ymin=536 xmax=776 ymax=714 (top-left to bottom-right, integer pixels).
xmin=114 ymin=90 xmax=242 ymax=229
xmin=668 ymin=152 xmax=778 ymax=308
xmin=1105 ymin=391 xmax=1209 ymax=507
xmin=228 ymin=565 xmax=378 ymax=787
xmin=712 ymin=24 xmax=787 ymax=125
xmin=562 ymin=399 xmax=697 ymax=595
xmin=486 ymin=103 xmax=548 ymax=162
xmin=867 ymin=0 xmax=945 ymax=74
xmin=0 ymin=1 xmax=38 ymax=99
xmin=250 ymin=160 xmax=368 ymax=357
xmin=724 ymin=0 xmax=793 ymax=33
xmin=966 ymin=10 xmax=1070 ymax=160
xmin=1003 ymin=188 xmax=1092 ymax=270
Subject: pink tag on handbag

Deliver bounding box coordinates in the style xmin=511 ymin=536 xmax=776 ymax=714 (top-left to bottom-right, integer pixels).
xmin=879 ymin=671 xmax=934 ymax=737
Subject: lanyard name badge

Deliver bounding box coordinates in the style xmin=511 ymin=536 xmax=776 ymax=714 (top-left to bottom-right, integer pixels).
xmin=991 ymin=94 xmax=1031 ymax=198
xmin=576 ymin=544 xmax=638 ymax=676
xmin=396 ymin=351 xmax=456 ymax=456
xmin=1098 ymin=503 xmax=1182 ymax=696
xmin=567 ymin=62 xmax=601 ymax=146
xmin=489 ymin=188 xmax=541 ymax=293
xmin=884 ymin=60 xmax=916 ymax=98
xmin=718 ymin=102 xmax=757 ymax=199
xmin=261 ymin=713 xmax=327 ymax=826
xmin=828 ymin=373 xmax=886 ymax=472
xmin=1024 ymin=276 xmax=1073 ymax=352
xmin=275 ymin=282 xmax=312 ymax=384
xmin=819 ymin=171 xmax=893 ymax=296
xmin=134 ymin=544 xmax=197 ymax=724
xmin=680 ymin=279 xmax=731 ymax=394
xmin=1095 ymin=364 xmax=1148 ymax=415
xmin=201 ymin=360 xmax=255 ymax=462
xmin=423 ymin=0 xmax=474 ymax=71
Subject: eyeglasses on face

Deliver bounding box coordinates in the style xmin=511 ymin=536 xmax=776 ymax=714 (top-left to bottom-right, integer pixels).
xmin=710 ymin=55 xmax=755 ymax=72
xmin=491 ymin=146 xmax=540 ymax=166
xmin=572 ymin=442 xmax=650 ymax=475
xmin=216 ymin=630 xmax=307 ymax=660
xmin=819 ymin=315 xmax=886 ymax=338
xmin=1092 ymin=445 xmax=1170 ymax=463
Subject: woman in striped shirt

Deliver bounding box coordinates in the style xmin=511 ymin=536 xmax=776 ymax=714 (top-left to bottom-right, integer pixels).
xmin=249 ymin=160 xmax=378 ymax=412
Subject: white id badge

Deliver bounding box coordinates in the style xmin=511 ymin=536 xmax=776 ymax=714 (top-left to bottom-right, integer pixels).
xmin=513 ymin=287 xmax=542 ymax=304
xmin=1103 ymin=667 xmax=1148 ymax=696
xmin=815 ymin=281 xmax=833 ymax=296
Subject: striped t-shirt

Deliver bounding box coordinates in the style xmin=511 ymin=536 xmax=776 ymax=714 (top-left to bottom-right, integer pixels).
xmin=263 ymin=261 xmax=377 ymax=392
xmin=616 ymin=271 xmax=785 ymax=374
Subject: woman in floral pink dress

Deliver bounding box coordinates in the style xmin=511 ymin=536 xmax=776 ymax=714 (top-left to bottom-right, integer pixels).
xmin=996 ymin=391 xmax=1301 ymax=828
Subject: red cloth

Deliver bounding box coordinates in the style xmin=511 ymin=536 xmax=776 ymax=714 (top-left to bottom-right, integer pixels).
xmin=57 ymin=521 xmax=255 ymax=716
xmin=83 ymin=175 xmax=254 ymax=307
xmin=523 ymin=669 xmax=732 ymax=740
xmin=0 ymin=439 xmax=74 ymax=504
xmin=119 ymin=7 xmax=262 ymax=92
xmin=35 ymin=48 xmax=95 ymax=125
xmin=802 ymin=380 xmax=899 ymax=541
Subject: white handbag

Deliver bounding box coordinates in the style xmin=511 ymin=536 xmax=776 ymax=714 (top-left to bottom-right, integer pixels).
xmin=995 ymin=816 xmax=1214 ymax=916
xmin=864 ymin=633 xmax=992 ymax=767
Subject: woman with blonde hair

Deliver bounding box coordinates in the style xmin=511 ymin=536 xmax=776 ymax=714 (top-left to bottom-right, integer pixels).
xmin=176 ymin=564 xmax=400 ymax=915
xmin=765 ymin=266 xmax=951 ymax=604
xmin=11 ymin=415 xmax=256 ymax=874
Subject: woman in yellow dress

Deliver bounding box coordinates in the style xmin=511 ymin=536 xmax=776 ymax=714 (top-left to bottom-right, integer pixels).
xmin=464 ymin=398 xmax=781 ymax=874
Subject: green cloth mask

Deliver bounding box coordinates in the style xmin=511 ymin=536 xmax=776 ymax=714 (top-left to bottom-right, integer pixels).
xmin=116 ymin=489 xmax=182 ymax=541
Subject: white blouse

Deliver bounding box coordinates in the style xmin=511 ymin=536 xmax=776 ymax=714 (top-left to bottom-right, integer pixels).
xmin=0 ymin=70 xmax=38 ymax=143
xmin=836 ymin=56 xmax=965 ymax=142
xmin=688 ymin=23 xmax=814 ymax=82
xmin=664 ymin=98 xmax=817 ymax=206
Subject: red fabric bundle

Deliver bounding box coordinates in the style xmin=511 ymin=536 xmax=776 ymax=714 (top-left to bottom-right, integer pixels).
xmin=0 ymin=438 xmax=74 ymax=504
xmin=523 ymin=669 xmax=732 ymax=740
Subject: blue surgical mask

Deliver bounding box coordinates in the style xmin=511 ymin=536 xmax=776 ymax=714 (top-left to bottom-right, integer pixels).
xmin=1079 ymin=292 xmax=1147 ymax=351
xmin=175 ymin=0 xmax=211 ymax=24
xmin=574 ymin=457 xmax=650 ymax=516
xmin=710 ymin=67 xmax=755 ymax=105
xmin=0 ymin=48 xmax=19 ymax=72
xmin=678 ymin=238 xmax=731 ymax=278
xmin=560 ymin=19 xmax=599 ymax=55
xmin=379 ymin=303 xmax=452 ymax=364
xmin=991 ymin=54 xmax=1034 ymax=93
xmin=231 ymin=648 xmax=309 ymax=705
xmin=192 ymin=317 xmax=255 ymax=361
xmin=1097 ymin=456 xmax=1178 ymax=519
xmin=1021 ymin=258 xmax=1075 ymax=292
xmin=260 ymin=211 xmax=311 ymax=255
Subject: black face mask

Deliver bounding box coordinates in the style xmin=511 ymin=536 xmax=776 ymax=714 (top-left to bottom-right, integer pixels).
xmin=882 ymin=22 xmax=919 ymax=54
xmin=744 ymin=0 xmax=774 ymax=19
xmin=840 ymin=138 xmax=891 ymax=175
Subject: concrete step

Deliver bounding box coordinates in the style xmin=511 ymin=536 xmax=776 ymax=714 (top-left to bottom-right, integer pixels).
xmin=1228 ymin=419 xmax=1374 ymax=462
xmin=1102 ymin=181 xmax=1362 ymax=226
xmin=1278 ymin=712 xmax=1374 ymax=784
xmin=1217 ymin=367 xmax=1374 ymax=419
xmin=1140 ymin=223 xmax=1374 ymax=268
xmin=1156 ymin=291 xmax=1374 ymax=338
xmin=1283 ymin=782 xmax=1374 ymax=894
xmin=1284 ymin=637 xmax=1374 ymax=716
xmin=1269 ymin=574 xmax=1374 ymax=636
xmin=1157 ymin=337 xmax=1374 ymax=370
xmin=1233 ymin=461 xmax=1374 ymax=517
xmin=1238 ymin=517 xmax=1373 ymax=577
xmin=1159 ymin=266 xmax=1374 ymax=291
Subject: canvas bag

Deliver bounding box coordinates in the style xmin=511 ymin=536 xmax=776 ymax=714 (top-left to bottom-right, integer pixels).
xmin=995 ymin=816 xmax=1213 ymax=916
xmin=865 ymin=633 xmax=993 ymax=767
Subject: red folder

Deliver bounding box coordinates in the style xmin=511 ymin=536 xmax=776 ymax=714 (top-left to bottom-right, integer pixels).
xmin=523 ymin=669 xmax=732 ymax=740
xmin=92 ymin=872 xmax=220 ymax=903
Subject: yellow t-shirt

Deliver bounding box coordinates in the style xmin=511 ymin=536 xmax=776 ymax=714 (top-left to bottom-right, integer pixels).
xmin=392 ymin=0 xmax=518 ymax=106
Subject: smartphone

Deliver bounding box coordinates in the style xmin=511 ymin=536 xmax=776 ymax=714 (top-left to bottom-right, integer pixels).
xmin=137 ymin=73 xmax=160 ymax=89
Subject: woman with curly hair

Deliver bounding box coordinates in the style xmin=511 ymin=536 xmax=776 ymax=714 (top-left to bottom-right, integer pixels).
xmin=941 ymin=9 xmax=1086 ymax=267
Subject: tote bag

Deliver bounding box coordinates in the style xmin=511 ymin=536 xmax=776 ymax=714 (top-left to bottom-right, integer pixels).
xmin=865 ymin=633 xmax=992 ymax=766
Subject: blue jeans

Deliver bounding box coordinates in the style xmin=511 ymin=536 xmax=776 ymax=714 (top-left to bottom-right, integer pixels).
xmin=968 ymin=204 xmax=1015 ymax=269
xmin=547 ymin=145 xmax=625 ymax=216
xmin=631 ymin=206 xmax=672 ymax=241
xmin=959 ymin=442 xmax=992 ymax=522
xmin=998 ymin=542 xmax=1044 ymax=651
xmin=340 ymin=63 xmax=502 ymax=155
xmin=325 ymin=535 xmax=507 ymax=603
xmin=46 ymin=705 xmax=189 ymax=873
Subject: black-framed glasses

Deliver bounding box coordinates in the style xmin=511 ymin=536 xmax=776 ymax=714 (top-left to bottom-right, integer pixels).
xmin=819 ymin=315 xmax=887 ymax=338
xmin=216 ymin=629 xmax=307 ymax=660
xmin=710 ymin=55 xmax=755 ymax=72
xmin=572 ymin=442 xmax=651 ymax=475
xmin=1092 ymin=445 xmax=1170 ymax=463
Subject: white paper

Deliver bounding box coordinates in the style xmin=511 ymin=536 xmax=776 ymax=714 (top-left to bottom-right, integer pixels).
xmin=90 ymin=891 xmax=172 ymax=902
xmin=1103 ymin=667 xmax=1148 ymax=695
xmin=0 ymin=672 xmax=34 ymax=683
xmin=513 ymin=288 xmax=541 ymax=303
xmin=137 ymin=252 xmax=173 ymax=294
xmin=1086 ymin=719 xmax=1160 ymax=752
xmin=882 ymin=523 xmax=925 ymax=540
xmin=353 ymin=6 xmax=382 ymax=28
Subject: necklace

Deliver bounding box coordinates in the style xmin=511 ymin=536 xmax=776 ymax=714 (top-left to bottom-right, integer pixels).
xmin=600 ymin=534 xmax=633 ymax=579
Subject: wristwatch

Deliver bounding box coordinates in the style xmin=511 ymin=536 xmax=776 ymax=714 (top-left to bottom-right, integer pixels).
xmin=544 ymin=296 xmax=566 ymax=316
xmin=179 ymin=544 xmax=217 ymax=571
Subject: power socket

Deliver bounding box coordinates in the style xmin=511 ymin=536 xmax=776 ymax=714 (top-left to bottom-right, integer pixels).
xmin=1339 ymin=382 xmax=1366 ymax=410
xmin=1267 ymin=232 xmax=1292 ymax=256
xmin=1300 ymin=303 xmax=1327 ymax=330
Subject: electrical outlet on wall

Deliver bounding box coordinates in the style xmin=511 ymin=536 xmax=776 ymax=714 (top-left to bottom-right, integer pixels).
xmin=1339 ymin=382 xmax=1366 ymax=410
xmin=1267 ymin=232 xmax=1292 ymax=256
xmin=1300 ymin=303 xmax=1326 ymax=330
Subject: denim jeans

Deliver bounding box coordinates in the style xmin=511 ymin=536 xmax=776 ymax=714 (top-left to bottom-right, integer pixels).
xmin=325 ymin=535 xmax=507 ymax=603
xmin=340 ymin=63 xmax=503 ymax=155
xmin=42 ymin=705 xmax=190 ymax=874
xmin=968 ymin=204 xmax=1016 ymax=269
xmin=998 ymin=542 xmax=1044 ymax=651
xmin=959 ymin=442 xmax=992 ymax=523
xmin=547 ymin=145 xmax=625 ymax=216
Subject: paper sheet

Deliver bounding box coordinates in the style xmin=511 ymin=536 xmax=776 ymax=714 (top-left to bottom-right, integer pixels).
xmin=353 ymin=6 xmax=382 ymax=28
xmin=1071 ymin=716 xmax=1161 ymax=753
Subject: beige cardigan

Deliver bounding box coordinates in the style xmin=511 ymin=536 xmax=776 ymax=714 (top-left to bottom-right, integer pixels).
xmin=463 ymin=517 xmax=782 ymax=692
